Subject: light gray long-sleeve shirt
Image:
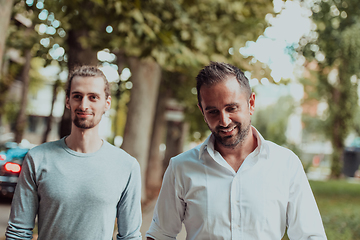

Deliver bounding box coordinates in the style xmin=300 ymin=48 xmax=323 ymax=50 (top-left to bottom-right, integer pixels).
xmin=6 ymin=138 xmax=142 ymax=240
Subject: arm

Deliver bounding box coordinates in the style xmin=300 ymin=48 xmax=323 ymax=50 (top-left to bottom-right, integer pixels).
xmin=6 ymin=153 xmax=38 ymax=240
xmin=286 ymin=155 xmax=327 ymax=239
xmin=116 ymin=161 xmax=142 ymax=240
xmin=146 ymin=159 xmax=185 ymax=240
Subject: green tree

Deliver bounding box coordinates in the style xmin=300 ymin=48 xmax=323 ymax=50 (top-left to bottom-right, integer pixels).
xmin=300 ymin=0 xmax=360 ymax=178
xmin=0 ymin=0 xmax=14 ymax=75
xmin=252 ymin=95 xmax=296 ymax=146
xmin=13 ymin=0 xmax=275 ymax=200
xmin=2 ymin=0 xmax=49 ymax=142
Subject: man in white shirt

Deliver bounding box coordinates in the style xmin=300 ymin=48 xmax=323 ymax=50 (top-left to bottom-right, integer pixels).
xmin=146 ymin=62 xmax=327 ymax=240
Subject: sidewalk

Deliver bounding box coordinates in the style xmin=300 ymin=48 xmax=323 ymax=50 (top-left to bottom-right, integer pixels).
xmin=1 ymin=199 xmax=186 ymax=240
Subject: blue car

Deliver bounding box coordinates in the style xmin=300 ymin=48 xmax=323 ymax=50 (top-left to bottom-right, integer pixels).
xmin=0 ymin=142 xmax=29 ymax=198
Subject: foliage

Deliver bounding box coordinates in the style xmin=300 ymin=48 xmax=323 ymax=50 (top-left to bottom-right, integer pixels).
xmin=0 ymin=1 xmax=55 ymax=128
xmin=300 ymin=0 xmax=360 ymax=177
xmin=252 ymin=94 xmax=296 ymax=146
xmin=111 ymin=89 xmax=130 ymax=137
xmin=353 ymin=106 xmax=360 ymax=136
xmin=24 ymin=0 xmax=273 ymax=71
xmin=20 ymin=0 xmax=275 ymax=141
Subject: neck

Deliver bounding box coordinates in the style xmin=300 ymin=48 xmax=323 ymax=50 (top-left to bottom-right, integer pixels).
xmin=65 ymin=125 xmax=103 ymax=153
xmin=215 ymin=127 xmax=258 ymax=171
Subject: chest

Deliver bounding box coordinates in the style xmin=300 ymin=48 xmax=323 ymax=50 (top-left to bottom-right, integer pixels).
xmin=180 ymin=159 xmax=289 ymax=233
xmin=36 ymin=158 xmax=127 ymax=206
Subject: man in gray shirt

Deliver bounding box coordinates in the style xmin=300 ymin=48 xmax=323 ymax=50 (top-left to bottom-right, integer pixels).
xmin=6 ymin=66 xmax=142 ymax=240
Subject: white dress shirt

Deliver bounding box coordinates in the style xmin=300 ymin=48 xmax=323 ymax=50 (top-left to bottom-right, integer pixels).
xmin=146 ymin=127 xmax=327 ymax=240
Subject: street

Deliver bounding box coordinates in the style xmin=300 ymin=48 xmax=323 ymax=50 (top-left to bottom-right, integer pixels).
xmin=0 ymin=197 xmax=12 ymax=239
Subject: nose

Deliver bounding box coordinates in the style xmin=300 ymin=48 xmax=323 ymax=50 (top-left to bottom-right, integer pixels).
xmin=219 ymin=111 xmax=231 ymax=127
xmin=79 ymin=97 xmax=89 ymax=110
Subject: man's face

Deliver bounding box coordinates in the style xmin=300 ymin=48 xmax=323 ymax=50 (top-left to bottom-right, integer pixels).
xmin=199 ymin=76 xmax=255 ymax=148
xmin=66 ymin=76 xmax=111 ymax=130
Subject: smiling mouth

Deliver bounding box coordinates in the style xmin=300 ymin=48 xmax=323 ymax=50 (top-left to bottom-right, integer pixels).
xmin=76 ymin=111 xmax=93 ymax=117
xmin=219 ymin=126 xmax=237 ymax=135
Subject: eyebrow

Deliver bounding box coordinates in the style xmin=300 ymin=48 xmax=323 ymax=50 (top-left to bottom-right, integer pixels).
xmin=71 ymin=91 xmax=101 ymax=96
xmin=204 ymin=103 xmax=238 ymax=111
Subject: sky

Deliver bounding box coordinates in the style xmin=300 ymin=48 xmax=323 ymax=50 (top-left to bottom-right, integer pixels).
xmin=240 ymin=0 xmax=314 ymax=108
xmin=239 ymin=0 xmax=315 ymax=144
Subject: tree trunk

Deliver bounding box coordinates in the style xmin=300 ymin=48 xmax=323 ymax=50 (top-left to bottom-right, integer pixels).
xmin=0 ymin=0 xmax=13 ymax=75
xmin=329 ymin=87 xmax=345 ymax=178
xmin=42 ymin=80 xmax=60 ymax=143
xmin=112 ymin=51 xmax=127 ymax=140
xmin=121 ymin=57 xmax=161 ymax=200
xmin=162 ymin=120 xmax=188 ymax=176
xmin=14 ymin=49 xmax=31 ymax=143
xmin=67 ymin=29 xmax=99 ymax=70
xmin=59 ymin=29 xmax=98 ymax=138
xmin=145 ymin=83 xmax=168 ymax=202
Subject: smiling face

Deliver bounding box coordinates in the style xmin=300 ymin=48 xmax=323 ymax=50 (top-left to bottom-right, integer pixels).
xmin=66 ymin=76 xmax=111 ymax=130
xmin=199 ymin=76 xmax=255 ymax=149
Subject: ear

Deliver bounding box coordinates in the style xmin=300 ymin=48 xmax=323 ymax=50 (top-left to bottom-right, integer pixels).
xmin=105 ymin=96 xmax=111 ymax=111
xmin=65 ymin=96 xmax=70 ymax=110
xmin=249 ymin=92 xmax=255 ymax=115
xmin=197 ymin=103 xmax=204 ymax=115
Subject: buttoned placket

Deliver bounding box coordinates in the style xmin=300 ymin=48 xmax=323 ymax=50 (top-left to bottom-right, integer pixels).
xmin=230 ymin=172 xmax=242 ymax=240
xmin=229 ymin=142 xmax=262 ymax=240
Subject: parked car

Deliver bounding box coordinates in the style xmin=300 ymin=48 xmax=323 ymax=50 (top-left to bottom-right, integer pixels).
xmin=0 ymin=142 xmax=29 ymax=198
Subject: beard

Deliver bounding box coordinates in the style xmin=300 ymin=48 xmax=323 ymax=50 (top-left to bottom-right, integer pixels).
xmin=73 ymin=110 xmax=101 ymax=129
xmin=210 ymin=120 xmax=251 ymax=148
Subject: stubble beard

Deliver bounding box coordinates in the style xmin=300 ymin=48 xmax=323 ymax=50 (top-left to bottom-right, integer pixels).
xmin=211 ymin=120 xmax=251 ymax=148
xmin=73 ymin=117 xmax=95 ymax=129
xmin=72 ymin=110 xmax=102 ymax=129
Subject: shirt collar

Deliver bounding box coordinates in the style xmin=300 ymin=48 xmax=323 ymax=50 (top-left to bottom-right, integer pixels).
xmin=199 ymin=126 xmax=269 ymax=160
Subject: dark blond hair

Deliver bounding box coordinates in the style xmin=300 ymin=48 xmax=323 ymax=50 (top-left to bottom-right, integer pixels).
xmin=66 ymin=66 xmax=110 ymax=99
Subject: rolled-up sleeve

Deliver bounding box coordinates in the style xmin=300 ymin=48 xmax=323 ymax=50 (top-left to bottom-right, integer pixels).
xmin=116 ymin=161 xmax=142 ymax=240
xmin=286 ymin=155 xmax=327 ymax=240
xmin=146 ymin=159 xmax=185 ymax=240
xmin=6 ymin=153 xmax=38 ymax=240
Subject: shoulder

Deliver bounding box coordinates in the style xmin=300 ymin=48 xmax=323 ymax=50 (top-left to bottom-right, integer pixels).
xmin=102 ymin=141 xmax=139 ymax=167
xmin=22 ymin=140 xmax=64 ymax=170
xmin=264 ymin=140 xmax=302 ymax=168
xmin=266 ymin=140 xmax=295 ymax=156
xmin=165 ymin=144 xmax=203 ymax=175
xmin=172 ymin=144 xmax=202 ymax=164
xmin=27 ymin=139 xmax=63 ymax=157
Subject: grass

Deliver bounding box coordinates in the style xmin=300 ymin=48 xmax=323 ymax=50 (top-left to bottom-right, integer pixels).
xmin=283 ymin=180 xmax=360 ymax=240
xmin=310 ymin=180 xmax=360 ymax=240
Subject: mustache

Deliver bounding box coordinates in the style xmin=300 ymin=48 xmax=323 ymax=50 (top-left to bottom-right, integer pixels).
xmin=75 ymin=110 xmax=93 ymax=114
xmin=216 ymin=124 xmax=238 ymax=131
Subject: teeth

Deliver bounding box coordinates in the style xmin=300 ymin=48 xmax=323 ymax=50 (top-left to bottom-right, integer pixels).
xmin=222 ymin=126 xmax=235 ymax=132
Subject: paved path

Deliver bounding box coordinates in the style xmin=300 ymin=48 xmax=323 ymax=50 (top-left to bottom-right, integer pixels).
xmin=0 ymin=198 xmax=186 ymax=240
xmin=141 ymin=200 xmax=186 ymax=240
xmin=0 ymin=198 xmax=12 ymax=240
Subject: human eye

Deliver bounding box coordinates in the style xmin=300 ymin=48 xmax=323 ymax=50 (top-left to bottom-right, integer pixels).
xmin=226 ymin=105 xmax=238 ymax=112
xmin=89 ymin=95 xmax=99 ymax=101
xmin=73 ymin=94 xmax=82 ymax=100
xmin=207 ymin=109 xmax=219 ymax=115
